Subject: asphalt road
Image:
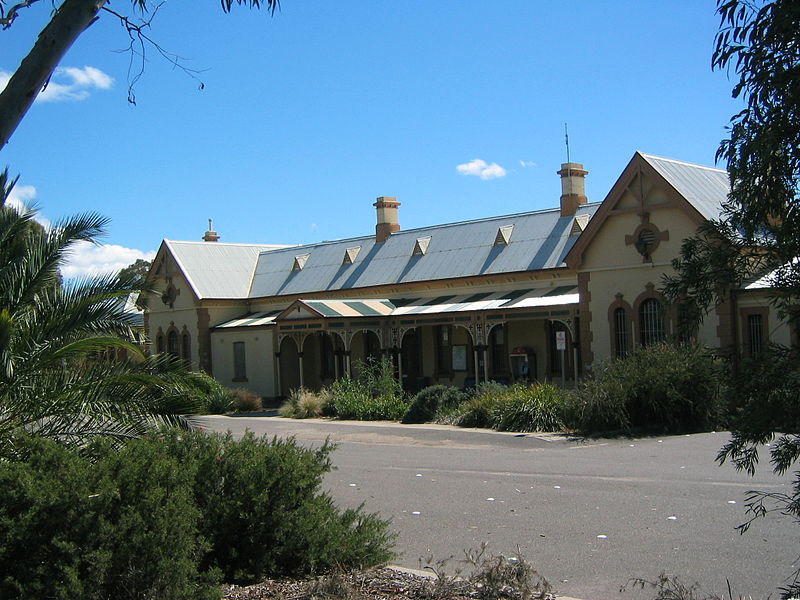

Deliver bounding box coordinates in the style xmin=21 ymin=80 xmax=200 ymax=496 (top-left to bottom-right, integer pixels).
xmin=197 ymin=416 xmax=793 ymax=600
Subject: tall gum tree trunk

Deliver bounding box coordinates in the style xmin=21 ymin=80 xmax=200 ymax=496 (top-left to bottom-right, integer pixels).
xmin=0 ymin=0 xmax=107 ymax=149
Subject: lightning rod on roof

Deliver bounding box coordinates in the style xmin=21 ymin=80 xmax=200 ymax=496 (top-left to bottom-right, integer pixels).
xmin=564 ymin=122 xmax=571 ymax=164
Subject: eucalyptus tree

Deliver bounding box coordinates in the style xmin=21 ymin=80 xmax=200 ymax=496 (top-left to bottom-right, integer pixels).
xmin=0 ymin=0 xmax=280 ymax=148
xmin=0 ymin=169 xmax=211 ymax=460
xmin=663 ymin=2 xmax=799 ymax=597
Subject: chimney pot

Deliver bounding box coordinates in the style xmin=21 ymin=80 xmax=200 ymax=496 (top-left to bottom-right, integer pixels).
xmin=203 ymin=218 xmax=220 ymax=242
xmin=557 ymin=162 xmax=588 ymax=217
xmin=374 ymin=196 xmax=400 ymax=242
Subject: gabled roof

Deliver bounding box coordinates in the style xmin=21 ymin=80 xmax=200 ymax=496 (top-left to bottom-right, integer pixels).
xmin=566 ymin=152 xmax=730 ymax=269
xmin=639 ymin=153 xmax=729 ymax=221
xmin=161 ymin=240 xmax=290 ymax=299
xmin=248 ymin=204 xmax=599 ymax=299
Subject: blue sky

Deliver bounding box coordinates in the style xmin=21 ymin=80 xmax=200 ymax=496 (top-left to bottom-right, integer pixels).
xmin=1 ymin=1 xmax=741 ymax=277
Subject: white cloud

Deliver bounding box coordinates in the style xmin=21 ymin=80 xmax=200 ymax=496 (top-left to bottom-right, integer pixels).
xmin=3 ymin=178 xmax=149 ymax=279
xmin=519 ymin=160 xmax=537 ymax=168
xmin=62 ymin=241 xmax=156 ymax=280
xmin=5 ymin=181 xmax=51 ymax=228
xmin=310 ymin=223 xmax=319 ymax=232
xmin=0 ymin=66 xmax=113 ymax=102
xmin=456 ymin=158 xmax=507 ymax=180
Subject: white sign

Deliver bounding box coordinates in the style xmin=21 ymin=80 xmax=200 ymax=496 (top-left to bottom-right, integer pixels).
xmin=556 ymin=331 xmax=567 ymax=350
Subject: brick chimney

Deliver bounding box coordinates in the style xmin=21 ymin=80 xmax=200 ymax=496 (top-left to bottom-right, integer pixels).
xmin=557 ymin=162 xmax=588 ymax=217
xmin=374 ymin=196 xmax=400 ymax=243
xmin=202 ymin=218 xmax=220 ymax=242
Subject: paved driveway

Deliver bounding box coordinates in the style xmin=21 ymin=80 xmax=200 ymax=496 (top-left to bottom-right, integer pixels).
xmin=197 ymin=416 xmax=792 ymax=600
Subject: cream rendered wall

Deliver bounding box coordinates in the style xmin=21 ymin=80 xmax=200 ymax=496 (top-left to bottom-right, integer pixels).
xmin=147 ymin=275 xmax=250 ymax=372
xmin=146 ymin=269 xmax=202 ymax=369
xmin=578 ymin=189 xmax=721 ymax=363
xmin=210 ymin=328 xmax=277 ymax=398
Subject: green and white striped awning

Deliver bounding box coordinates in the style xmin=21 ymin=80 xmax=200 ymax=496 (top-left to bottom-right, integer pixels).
xmin=298 ymin=299 xmax=396 ymax=318
xmin=214 ymin=310 xmax=283 ymax=329
xmin=213 ymin=287 xmax=578 ymax=329
xmin=390 ymin=286 xmax=578 ymax=315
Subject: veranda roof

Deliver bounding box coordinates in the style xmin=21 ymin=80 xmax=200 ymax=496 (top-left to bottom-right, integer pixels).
xmin=214 ymin=310 xmax=283 ymax=329
xmin=214 ymin=286 xmax=578 ymax=329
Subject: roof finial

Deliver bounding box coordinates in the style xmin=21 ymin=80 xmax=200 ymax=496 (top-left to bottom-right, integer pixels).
xmin=564 ymin=122 xmax=571 ymax=165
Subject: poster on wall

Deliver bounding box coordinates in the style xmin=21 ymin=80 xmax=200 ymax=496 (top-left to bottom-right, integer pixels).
xmin=452 ymin=345 xmax=467 ymax=371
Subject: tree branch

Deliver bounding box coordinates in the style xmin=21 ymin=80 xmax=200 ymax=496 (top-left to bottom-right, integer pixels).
xmin=0 ymin=0 xmax=108 ymax=149
xmin=0 ymin=0 xmax=43 ymax=29
xmin=102 ymin=3 xmax=206 ymax=105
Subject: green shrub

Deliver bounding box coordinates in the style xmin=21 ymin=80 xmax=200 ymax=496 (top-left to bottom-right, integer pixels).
xmin=203 ymin=386 xmax=235 ymax=414
xmin=455 ymin=383 xmax=567 ymax=432
xmin=327 ymin=377 xmax=409 ymax=421
xmin=158 ymin=429 xmax=395 ymax=581
xmin=402 ymin=385 xmax=466 ymax=424
xmin=492 ymin=384 xmax=566 ymax=432
xmin=455 ymin=393 xmax=501 ymax=428
xmin=231 ymin=387 xmax=262 ymax=412
xmin=326 ymin=357 xmax=409 ymax=421
xmin=0 ymin=436 xmax=218 ymax=600
xmin=0 ymin=431 xmax=396 ymax=596
xmin=722 ymin=344 xmax=800 ymax=433
xmin=356 ymin=356 xmax=403 ymax=399
xmin=567 ymin=343 xmax=723 ymax=434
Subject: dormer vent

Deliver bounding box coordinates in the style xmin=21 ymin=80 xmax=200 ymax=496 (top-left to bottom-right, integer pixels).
xmin=569 ymin=214 xmax=590 ymax=236
xmin=292 ymin=253 xmax=310 ymax=271
xmin=494 ymin=225 xmax=514 ymax=246
xmin=413 ymin=236 xmax=431 ymax=256
xmin=342 ymin=246 xmax=361 ymax=265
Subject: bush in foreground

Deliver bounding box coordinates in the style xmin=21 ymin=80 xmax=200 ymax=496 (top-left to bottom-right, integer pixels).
xmin=0 ymin=431 xmax=395 ymax=598
xmin=162 ymin=430 xmax=395 ymax=582
xmin=0 ymin=435 xmax=217 ymax=600
xmin=565 ymin=343 xmax=723 ymax=434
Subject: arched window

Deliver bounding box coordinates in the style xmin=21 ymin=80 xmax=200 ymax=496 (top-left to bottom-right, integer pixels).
xmin=156 ymin=332 xmax=165 ymax=354
xmin=167 ymin=330 xmax=179 ymax=357
xmin=639 ymin=298 xmax=666 ymax=346
xmin=613 ymin=307 xmax=629 ymax=357
xmin=182 ymin=332 xmax=191 ymax=362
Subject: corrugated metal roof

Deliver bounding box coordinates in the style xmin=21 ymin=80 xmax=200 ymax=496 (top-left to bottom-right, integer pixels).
xmin=164 ymin=240 xmax=290 ymax=299
xmin=640 ymin=153 xmax=729 ymax=221
xmin=248 ymin=205 xmax=599 ymax=299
